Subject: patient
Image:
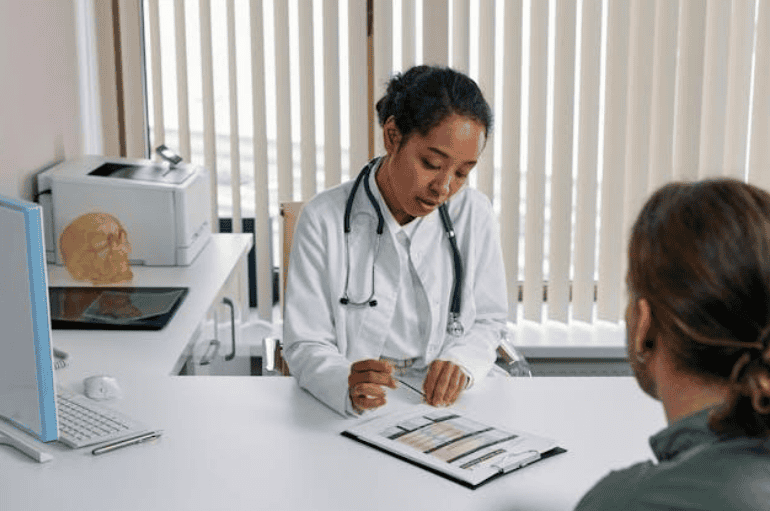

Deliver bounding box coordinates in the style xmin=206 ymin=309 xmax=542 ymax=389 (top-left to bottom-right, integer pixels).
xmin=574 ymin=179 xmax=770 ymax=510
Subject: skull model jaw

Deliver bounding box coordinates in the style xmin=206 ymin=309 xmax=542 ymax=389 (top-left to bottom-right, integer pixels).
xmin=59 ymin=212 xmax=133 ymax=285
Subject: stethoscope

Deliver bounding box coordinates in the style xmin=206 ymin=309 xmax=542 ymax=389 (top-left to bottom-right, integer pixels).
xmin=339 ymin=158 xmax=465 ymax=337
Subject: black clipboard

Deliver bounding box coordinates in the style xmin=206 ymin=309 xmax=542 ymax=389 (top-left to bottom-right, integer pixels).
xmin=342 ymin=430 xmax=566 ymax=489
xmin=341 ymin=405 xmax=568 ymax=489
xmin=48 ymin=286 xmax=188 ymax=331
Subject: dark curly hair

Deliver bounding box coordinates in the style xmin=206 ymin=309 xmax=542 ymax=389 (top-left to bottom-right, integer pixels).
xmin=375 ymin=65 xmax=492 ymax=146
xmin=628 ymin=178 xmax=770 ymax=437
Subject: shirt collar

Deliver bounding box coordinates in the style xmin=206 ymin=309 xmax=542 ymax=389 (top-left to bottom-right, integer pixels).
xmin=649 ymin=407 xmax=720 ymax=462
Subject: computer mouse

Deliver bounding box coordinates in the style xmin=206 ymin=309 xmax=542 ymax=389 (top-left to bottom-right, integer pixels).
xmin=83 ymin=375 xmax=122 ymax=401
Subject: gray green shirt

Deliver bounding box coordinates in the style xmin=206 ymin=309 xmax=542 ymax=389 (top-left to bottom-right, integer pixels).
xmin=574 ymin=407 xmax=770 ymax=510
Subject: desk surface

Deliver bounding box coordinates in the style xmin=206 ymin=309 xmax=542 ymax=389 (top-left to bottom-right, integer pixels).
xmin=1 ymin=234 xmax=665 ymax=511
xmin=1 ymin=377 xmax=666 ymax=511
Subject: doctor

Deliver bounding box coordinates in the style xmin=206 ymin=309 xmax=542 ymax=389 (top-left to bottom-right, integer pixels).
xmin=282 ymin=65 xmax=508 ymax=416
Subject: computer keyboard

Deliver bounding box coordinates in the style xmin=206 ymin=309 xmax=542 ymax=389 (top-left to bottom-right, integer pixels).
xmin=55 ymin=391 xmax=150 ymax=449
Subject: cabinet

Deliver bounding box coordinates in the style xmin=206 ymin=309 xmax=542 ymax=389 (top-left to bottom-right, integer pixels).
xmin=178 ymin=238 xmax=277 ymax=376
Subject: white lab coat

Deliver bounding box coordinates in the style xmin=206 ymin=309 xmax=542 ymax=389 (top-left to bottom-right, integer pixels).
xmin=282 ymin=158 xmax=508 ymax=416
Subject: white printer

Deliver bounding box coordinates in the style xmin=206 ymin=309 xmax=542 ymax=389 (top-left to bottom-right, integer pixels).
xmin=37 ymin=155 xmax=212 ymax=266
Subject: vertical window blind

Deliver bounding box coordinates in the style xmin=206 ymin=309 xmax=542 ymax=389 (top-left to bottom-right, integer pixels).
xmin=138 ymin=0 xmax=770 ymax=328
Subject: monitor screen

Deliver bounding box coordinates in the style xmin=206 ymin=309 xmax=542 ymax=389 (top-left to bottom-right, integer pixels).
xmin=0 ymin=195 xmax=58 ymax=442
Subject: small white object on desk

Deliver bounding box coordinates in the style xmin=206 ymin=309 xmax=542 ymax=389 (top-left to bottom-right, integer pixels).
xmin=84 ymin=375 xmax=122 ymax=401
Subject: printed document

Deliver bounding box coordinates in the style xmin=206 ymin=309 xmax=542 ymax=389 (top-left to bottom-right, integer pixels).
xmin=342 ymin=405 xmax=564 ymax=488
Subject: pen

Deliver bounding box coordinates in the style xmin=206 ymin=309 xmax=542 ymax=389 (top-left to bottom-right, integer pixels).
xmin=91 ymin=430 xmax=163 ymax=456
xmin=395 ymin=378 xmax=425 ymax=398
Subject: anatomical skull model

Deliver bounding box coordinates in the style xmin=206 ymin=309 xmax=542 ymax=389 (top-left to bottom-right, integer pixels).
xmin=59 ymin=212 xmax=133 ymax=285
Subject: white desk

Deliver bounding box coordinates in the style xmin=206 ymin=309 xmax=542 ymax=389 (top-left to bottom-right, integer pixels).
xmin=0 ymin=234 xmax=668 ymax=511
xmin=1 ymin=377 xmax=666 ymax=511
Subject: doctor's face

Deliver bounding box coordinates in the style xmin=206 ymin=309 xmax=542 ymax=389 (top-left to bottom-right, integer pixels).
xmin=378 ymin=113 xmax=486 ymax=225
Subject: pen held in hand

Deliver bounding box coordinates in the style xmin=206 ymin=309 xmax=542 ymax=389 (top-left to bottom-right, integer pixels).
xmin=395 ymin=378 xmax=425 ymax=398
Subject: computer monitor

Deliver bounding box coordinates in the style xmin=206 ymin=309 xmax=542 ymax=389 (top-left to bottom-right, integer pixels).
xmin=0 ymin=194 xmax=58 ymax=445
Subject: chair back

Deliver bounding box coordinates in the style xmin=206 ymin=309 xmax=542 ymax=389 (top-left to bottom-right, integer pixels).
xmin=269 ymin=201 xmax=305 ymax=376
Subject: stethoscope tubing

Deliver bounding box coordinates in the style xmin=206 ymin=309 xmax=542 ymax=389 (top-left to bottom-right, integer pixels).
xmin=340 ymin=158 xmax=464 ymax=325
xmin=438 ymin=204 xmax=463 ymax=317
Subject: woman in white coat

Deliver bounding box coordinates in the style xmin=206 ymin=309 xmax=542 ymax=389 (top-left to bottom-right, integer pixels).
xmin=282 ymin=66 xmax=508 ymax=416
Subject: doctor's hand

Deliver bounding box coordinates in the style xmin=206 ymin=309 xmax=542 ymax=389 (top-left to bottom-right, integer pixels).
xmin=423 ymin=360 xmax=468 ymax=407
xmin=348 ymin=359 xmax=397 ymax=412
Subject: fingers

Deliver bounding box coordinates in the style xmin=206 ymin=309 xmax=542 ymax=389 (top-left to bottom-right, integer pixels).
xmin=349 ymin=382 xmax=388 ymax=411
xmin=348 ymin=359 xmax=397 ymax=412
xmin=423 ymin=360 xmax=467 ymax=407
xmin=348 ymin=359 xmax=397 ymax=389
xmin=351 ymin=359 xmax=393 ymax=374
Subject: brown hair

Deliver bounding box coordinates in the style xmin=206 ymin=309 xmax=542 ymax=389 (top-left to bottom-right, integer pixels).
xmin=628 ymin=178 xmax=770 ymax=437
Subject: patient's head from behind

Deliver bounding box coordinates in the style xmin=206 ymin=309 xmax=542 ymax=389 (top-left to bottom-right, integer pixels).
xmin=59 ymin=212 xmax=133 ymax=285
xmin=627 ymin=178 xmax=770 ymax=437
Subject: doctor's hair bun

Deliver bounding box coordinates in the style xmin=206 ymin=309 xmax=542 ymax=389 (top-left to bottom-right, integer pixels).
xmin=375 ymin=65 xmax=492 ymax=143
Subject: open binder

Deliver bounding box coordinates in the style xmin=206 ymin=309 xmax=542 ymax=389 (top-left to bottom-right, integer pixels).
xmin=342 ymin=405 xmax=566 ymax=489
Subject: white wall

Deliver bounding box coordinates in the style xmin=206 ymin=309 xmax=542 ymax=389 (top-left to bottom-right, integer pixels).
xmin=0 ymin=0 xmax=83 ymax=201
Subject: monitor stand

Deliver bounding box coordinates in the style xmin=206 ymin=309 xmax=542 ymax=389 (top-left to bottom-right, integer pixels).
xmin=0 ymin=419 xmax=53 ymax=463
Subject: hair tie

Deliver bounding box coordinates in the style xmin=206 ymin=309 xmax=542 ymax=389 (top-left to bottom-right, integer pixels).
xmin=729 ymin=351 xmax=770 ymax=415
xmin=729 ymin=351 xmax=752 ymax=384
xmin=748 ymin=374 xmax=770 ymax=414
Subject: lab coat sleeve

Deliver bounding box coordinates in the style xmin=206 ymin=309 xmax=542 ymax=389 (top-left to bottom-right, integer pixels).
xmin=438 ymin=193 xmax=508 ymax=386
xmin=282 ymin=200 xmax=353 ymax=417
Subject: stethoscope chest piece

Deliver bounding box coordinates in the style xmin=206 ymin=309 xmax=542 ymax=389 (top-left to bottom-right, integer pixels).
xmin=447 ymin=312 xmax=464 ymax=337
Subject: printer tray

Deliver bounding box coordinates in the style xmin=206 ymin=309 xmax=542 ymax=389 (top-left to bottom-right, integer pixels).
xmin=48 ymin=287 xmax=188 ymax=331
